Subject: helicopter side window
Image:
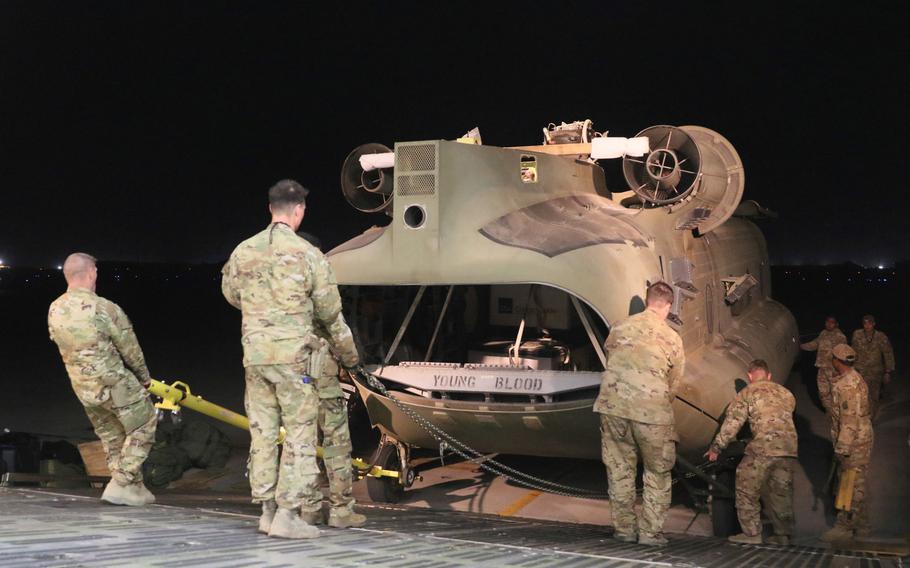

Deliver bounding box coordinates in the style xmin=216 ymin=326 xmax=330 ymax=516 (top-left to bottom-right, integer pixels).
xmin=520 ymin=156 xmax=538 ymax=184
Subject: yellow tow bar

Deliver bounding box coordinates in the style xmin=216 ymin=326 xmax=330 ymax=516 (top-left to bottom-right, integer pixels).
xmin=147 ymin=379 xmax=399 ymax=481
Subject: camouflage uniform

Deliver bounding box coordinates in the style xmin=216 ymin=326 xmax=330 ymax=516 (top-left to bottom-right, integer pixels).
xmin=709 ymin=380 xmax=798 ymax=538
xmin=850 ymin=330 xmax=895 ymax=416
xmin=800 ymin=328 xmax=847 ymax=415
xmin=594 ymin=309 xmax=685 ymax=539
xmin=47 ymin=288 xmax=157 ymax=487
xmin=829 ymin=368 xmax=873 ymax=533
xmin=222 ymin=222 xmax=359 ymax=514
xmin=310 ymin=333 xmax=356 ymax=515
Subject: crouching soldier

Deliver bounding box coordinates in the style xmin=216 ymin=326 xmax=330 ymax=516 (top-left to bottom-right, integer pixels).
xmin=706 ymin=359 xmax=797 ymax=545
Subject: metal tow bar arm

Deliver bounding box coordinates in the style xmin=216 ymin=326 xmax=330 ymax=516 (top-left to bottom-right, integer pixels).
xmin=147 ymin=379 xmax=399 ymax=481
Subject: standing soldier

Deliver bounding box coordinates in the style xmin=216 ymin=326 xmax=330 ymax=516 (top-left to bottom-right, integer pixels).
xmin=222 ymin=180 xmax=361 ymax=539
xmin=800 ymin=316 xmax=846 ymax=416
xmin=594 ymin=282 xmax=684 ymax=546
xmin=822 ymin=344 xmax=874 ymax=542
xmin=299 ymin=330 xmax=366 ymax=527
xmin=850 ymin=315 xmax=895 ymax=417
xmin=47 ymin=253 xmax=157 ymax=506
xmin=294 ymin=232 xmax=365 ymax=527
xmin=705 ymin=360 xmax=797 ymax=545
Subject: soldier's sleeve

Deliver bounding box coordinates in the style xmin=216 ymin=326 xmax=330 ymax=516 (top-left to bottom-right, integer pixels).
xmin=786 ymin=390 xmax=797 ymax=413
xmin=310 ymin=254 xmax=359 ymax=368
xmin=667 ymin=334 xmax=685 ymax=397
xmin=828 ymin=386 xmax=841 ymax=442
xmin=849 ymin=330 xmax=861 ymax=347
xmin=800 ymin=337 xmax=818 ymax=351
xmin=603 ymin=328 xmax=620 ymax=352
xmin=221 ymin=256 xmax=242 ymax=309
xmin=100 ymin=300 xmax=151 ymax=384
xmin=601 ymin=327 xmax=621 ymax=367
xmin=47 ymin=306 xmax=56 ymax=343
xmin=882 ymin=333 xmax=895 ymax=371
xmin=709 ymin=390 xmax=748 ymax=453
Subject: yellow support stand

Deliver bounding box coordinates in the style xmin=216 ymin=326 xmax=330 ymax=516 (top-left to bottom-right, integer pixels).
xmin=835 ymin=468 xmax=857 ymax=511
xmin=147 ymin=379 xmax=397 ymax=480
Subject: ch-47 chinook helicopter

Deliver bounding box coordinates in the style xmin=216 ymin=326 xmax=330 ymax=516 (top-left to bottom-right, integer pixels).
xmin=327 ymin=120 xmax=799 ymax=534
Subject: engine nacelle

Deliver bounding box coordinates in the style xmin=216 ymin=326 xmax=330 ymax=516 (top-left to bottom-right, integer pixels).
xmin=341 ymin=143 xmax=394 ymax=213
xmin=623 ymin=125 xmax=744 ymax=235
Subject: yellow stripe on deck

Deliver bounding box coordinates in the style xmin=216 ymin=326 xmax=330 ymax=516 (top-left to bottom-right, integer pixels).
xmin=498 ymin=490 xmax=542 ymax=517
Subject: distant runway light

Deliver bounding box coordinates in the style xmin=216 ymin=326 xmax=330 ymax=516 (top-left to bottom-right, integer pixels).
xmin=877 ymin=265 xmax=884 ymax=269
xmin=57 ymin=265 xmax=63 ymax=270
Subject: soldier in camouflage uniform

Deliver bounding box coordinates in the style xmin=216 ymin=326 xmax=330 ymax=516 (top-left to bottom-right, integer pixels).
xmin=47 ymin=253 xmax=157 ymax=507
xmin=706 ymin=359 xmax=797 ymax=546
xmin=293 ymin=233 xmax=364 ymax=528
xmin=800 ymin=316 xmax=846 ymax=416
xmin=222 ymin=180 xmax=361 ymax=540
xmin=822 ymin=344 xmax=874 ymax=542
xmin=297 ymin=330 xmax=364 ymax=527
xmin=594 ymin=282 xmax=685 ymax=547
xmin=850 ymin=315 xmax=895 ymax=417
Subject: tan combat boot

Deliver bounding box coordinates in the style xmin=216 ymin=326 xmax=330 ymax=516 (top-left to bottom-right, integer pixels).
xmin=637 ymin=533 xmax=668 ymax=546
xmin=300 ymin=509 xmax=325 ymax=526
xmin=100 ymin=480 xmax=147 ymax=506
xmin=728 ymin=533 xmax=763 ymax=545
xmin=821 ymin=525 xmax=853 ymax=543
xmin=136 ymin=484 xmax=156 ymax=505
xmin=258 ymin=500 xmax=277 ymax=534
xmin=328 ymin=508 xmax=367 ymax=529
xmin=766 ymin=534 xmax=790 ymax=546
xmin=268 ymin=508 xmax=320 ymax=539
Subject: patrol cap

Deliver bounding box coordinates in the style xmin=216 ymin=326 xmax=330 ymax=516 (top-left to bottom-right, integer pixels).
xmin=832 ymin=344 xmax=856 ymax=363
xmin=862 ymin=314 xmax=875 ymax=324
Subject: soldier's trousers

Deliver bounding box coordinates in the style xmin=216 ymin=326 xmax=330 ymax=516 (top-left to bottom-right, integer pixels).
xmin=857 ymin=368 xmax=883 ymax=417
xmin=84 ymin=396 xmax=156 ymax=486
xmin=600 ymin=414 xmax=676 ymax=537
xmin=735 ymin=454 xmax=795 ymax=537
xmin=245 ymin=364 xmax=321 ymax=512
xmin=835 ymin=462 xmax=868 ymax=531
xmin=319 ymin=397 xmax=355 ymax=514
xmin=816 ymin=367 xmax=836 ymax=415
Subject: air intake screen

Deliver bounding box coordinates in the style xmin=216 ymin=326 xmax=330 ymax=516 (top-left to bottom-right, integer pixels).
xmin=397 ymin=144 xmax=436 ymax=172
xmin=395 ymin=142 xmax=438 ymax=198
xmin=396 ymin=174 xmax=436 ymax=196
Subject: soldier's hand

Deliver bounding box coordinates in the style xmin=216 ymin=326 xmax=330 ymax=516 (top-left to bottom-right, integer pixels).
xmin=704 ymin=449 xmax=719 ymax=462
xmin=884 ymin=371 xmax=892 ymax=384
xmin=142 ymin=379 xmax=152 ymax=389
xmin=342 ymin=363 xmax=362 ymax=376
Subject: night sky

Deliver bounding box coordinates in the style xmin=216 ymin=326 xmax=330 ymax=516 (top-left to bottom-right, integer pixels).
xmin=1 ymin=3 xmax=907 ymax=267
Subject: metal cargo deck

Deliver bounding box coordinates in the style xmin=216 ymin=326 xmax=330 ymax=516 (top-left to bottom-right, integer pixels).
xmin=0 ymin=488 xmax=905 ymax=567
